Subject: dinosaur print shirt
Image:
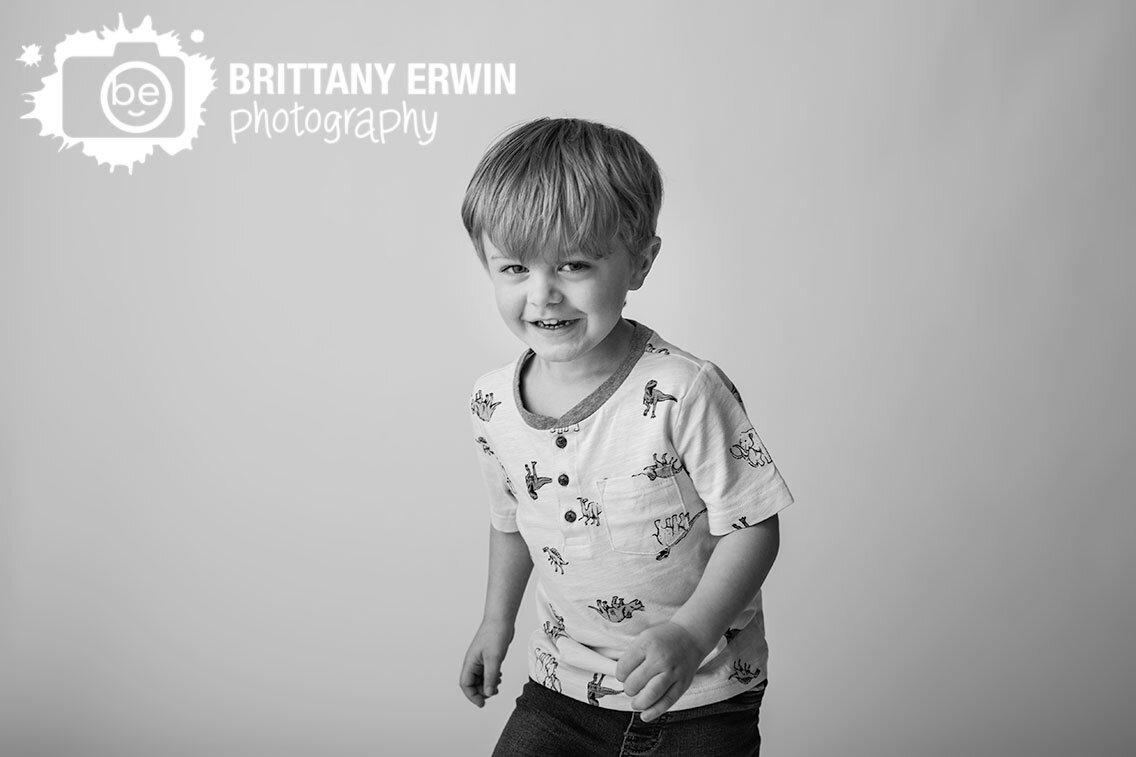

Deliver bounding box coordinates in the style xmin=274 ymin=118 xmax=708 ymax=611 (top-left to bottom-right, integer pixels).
xmin=469 ymin=319 xmax=794 ymax=711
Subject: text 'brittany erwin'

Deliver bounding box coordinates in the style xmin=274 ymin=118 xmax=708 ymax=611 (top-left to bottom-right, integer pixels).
xmin=228 ymin=63 xmax=517 ymax=96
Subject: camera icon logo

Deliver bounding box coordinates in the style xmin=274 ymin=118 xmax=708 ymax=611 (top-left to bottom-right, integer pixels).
xmin=62 ymin=42 xmax=185 ymax=138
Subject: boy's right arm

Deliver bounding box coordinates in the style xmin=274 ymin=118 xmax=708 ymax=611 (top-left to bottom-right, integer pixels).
xmin=459 ymin=525 xmax=532 ymax=707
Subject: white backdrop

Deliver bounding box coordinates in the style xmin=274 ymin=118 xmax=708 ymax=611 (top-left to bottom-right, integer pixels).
xmin=3 ymin=2 xmax=1134 ymax=755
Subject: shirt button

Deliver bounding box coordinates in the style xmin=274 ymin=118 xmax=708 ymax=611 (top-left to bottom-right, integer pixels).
xmin=558 ymin=474 xmax=570 ymax=486
xmin=564 ymin=510 xmax=577 ymax=523
xmin=555 ymin=435 xmax=567 ymax=448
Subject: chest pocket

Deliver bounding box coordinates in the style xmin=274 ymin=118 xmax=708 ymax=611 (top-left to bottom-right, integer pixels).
xmin=600 ymin=474 xmax=688 ymax=558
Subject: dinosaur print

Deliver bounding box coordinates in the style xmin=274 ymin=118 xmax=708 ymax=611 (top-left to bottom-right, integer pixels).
xmin=731 ymin=516 xmax=753 ymax=530
xmin=632 ymin=452 xmax=684 ymax=481
xmin=535 ymin=647 xmax=562 ymax=692
xmin=576 ymin=497 xmax=602 ymax=526
xmin=543 ymin=604 xmax=569 ymax=641
xmin=642 ymin=379 xmax=678 ymax=418
xmin=728 ymin=659 xmax=761 ymax=684
xmin=524 ymin=461 xmax=553 ymax=500
xmin=470 ymin=390 xmax=501 ymax=421
xmin=475 ymin=436 xmax=494 ymax=456
xmin=729 ymin=428 xmax=773 ymax=468
xmin=542 ymin=546 xmax=568 ymax=574
xmin=588 ymin=596 xmax=645 ymax=623
xmin=644 ymin=342 xmax=670 ymax=355
xmin=587 ymin=673 xmax=622 ymax=705
xmin=653 ymin=507 xmax=708 ymax=560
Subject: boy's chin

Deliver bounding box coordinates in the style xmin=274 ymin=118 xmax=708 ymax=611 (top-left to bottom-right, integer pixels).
xmin=518 ymin=316 xmax=630 ymax=360
xmin=523 ymin=338 xmax=588 ymax=365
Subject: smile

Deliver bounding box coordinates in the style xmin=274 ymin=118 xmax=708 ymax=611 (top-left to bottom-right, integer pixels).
xmin=531 ymin=319 xmax=578 ymax=330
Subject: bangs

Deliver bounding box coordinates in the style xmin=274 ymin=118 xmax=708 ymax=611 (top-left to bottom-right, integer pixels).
xmin=479 ymin=170 xmax=624 ymax=264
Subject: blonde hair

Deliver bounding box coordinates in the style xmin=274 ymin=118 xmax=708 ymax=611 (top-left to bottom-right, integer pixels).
xmin=461 ymin=118 xmax=663 ymax=264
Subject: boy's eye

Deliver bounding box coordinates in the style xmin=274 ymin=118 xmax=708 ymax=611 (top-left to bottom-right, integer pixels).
xmin=559 ymin=261 xmax=590 ymax=273
xmin=499 ymin=264 xmax=527 ymax=275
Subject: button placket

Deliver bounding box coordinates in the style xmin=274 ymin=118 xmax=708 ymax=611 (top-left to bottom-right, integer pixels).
xmin=550 ymin=427 xmax=588 ymax=545
xmin=553 ymin=435 xmax=579 ymax=533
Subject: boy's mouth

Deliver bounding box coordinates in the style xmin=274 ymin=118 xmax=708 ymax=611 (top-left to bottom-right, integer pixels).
xmin=530 ymin=318 xmax=578 ymax=331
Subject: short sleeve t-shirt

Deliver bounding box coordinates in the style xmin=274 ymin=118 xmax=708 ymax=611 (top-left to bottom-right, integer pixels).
xmin=469 ymin=319 xmax=794 ymax=710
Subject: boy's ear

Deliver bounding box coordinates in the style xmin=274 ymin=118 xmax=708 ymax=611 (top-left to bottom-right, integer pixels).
xmin=629 ymin=236 xmax=662 ymax=291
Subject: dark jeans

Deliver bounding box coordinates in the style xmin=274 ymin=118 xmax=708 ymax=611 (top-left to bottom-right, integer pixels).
xmin=492 ymin=679 xmax=766 ymax=757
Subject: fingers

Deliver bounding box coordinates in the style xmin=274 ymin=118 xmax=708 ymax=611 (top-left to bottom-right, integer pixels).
xmin=459 ymin=656 xmax=486 ymax=707
xmin=638 ymin=679 xmax=682 ymax=723
xmin=629 ymin=670 xmax=671 ymax=712
xmin=620 ymin=648 xmax=660 ymax=698
xmin=481 ymin=651 xmax=504 ymax=698
xmin=615 ymin=646 xmax=647 ymax=684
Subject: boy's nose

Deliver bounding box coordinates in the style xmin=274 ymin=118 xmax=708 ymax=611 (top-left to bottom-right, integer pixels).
xmin=526 ymin=273 xmax=562 ymax=307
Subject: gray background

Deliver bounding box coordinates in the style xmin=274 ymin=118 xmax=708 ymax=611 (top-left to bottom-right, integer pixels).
xmin=3 ymin=2 xmax=1134 ymax=755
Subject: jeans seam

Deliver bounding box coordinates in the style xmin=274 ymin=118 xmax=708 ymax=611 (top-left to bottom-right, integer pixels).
xmin=618 ymin=712 xmax=636 ymax=757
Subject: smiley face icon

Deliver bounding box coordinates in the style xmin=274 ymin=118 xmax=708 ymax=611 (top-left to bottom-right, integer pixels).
xmin=99 ymin=61 xmax=174 ymax=134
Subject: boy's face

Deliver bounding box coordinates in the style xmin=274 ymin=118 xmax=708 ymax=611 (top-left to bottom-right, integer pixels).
xmin=483 ymin=234 xmax=658 ymax=371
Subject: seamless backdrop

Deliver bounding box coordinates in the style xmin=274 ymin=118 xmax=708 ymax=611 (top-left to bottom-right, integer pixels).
xmin=3 ymin=2 xmax=1135 ymax=756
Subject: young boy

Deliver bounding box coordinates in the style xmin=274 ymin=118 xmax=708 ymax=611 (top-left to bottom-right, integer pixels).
xmin=459 ymin=118 xmax=794 ymax=756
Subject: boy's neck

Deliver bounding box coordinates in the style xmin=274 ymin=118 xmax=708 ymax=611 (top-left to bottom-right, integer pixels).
xmin=520 ymin=319 xmax=635 ymax=420
xmin=529 ymin=318 xmax=635 ymax=389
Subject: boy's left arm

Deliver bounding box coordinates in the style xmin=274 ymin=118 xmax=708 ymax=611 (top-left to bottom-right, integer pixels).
xmin=615 ymin=514 xmax=780 ymax=722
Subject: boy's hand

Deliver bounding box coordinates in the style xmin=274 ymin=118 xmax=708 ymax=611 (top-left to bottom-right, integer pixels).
xmin=615 ymin=621 xmax=706 ymax=722
xmin=459 ymin=619 xmax=514 ymax=707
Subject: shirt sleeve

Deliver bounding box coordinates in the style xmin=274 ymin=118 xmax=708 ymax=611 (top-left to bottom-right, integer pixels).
xmin=672 ymin=362 xmax=794 ymax=535
xmin=470 ymin=407 xmax=520 ymax=533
